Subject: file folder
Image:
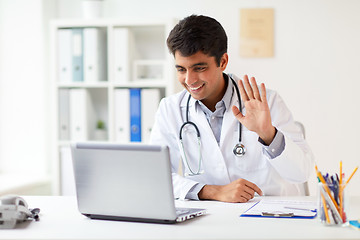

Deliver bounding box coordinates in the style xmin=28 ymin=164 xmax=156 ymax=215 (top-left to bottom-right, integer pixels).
xmin=58 ymin=89 xmax=70 ymax=140
xmin=57 ymin=29 xmax=73 ymax=83
xmin=113 ymin=28 xmax=133 ymax=82
xmin=72 ymin=28 xmax=84 ymax=82
xmin=114 ymin=89 xmax=130 ymax=142
xmin=141 ymin=88 xmax=160 ymax=143
xmin=130 ymin=88 xmax=141 ymax=142
xmin=83 ymin=28 xmax=107 ymax=82
xmin=69 ymin=89 xmax=93 ymax=140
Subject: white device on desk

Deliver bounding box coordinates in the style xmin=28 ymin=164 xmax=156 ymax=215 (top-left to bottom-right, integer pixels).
xmin=0 ymin=195 xmax=40 ymax=229
xmin=70 ymin=142 xmax=206 ymax=224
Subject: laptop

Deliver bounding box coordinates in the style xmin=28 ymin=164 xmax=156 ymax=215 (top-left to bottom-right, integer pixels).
xmin=70 ymin=142 xmax=206 ymax=224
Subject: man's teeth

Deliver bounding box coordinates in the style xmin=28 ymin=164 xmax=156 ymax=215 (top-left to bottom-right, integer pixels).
xmin=190 ymin=84 xmax=203 ymax=90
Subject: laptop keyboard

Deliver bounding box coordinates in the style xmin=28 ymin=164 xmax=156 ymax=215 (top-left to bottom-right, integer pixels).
xmin=176 ymin=209 xmax=190 ymax=215
xmin=175 ymin=207 xmax=206 ymax=222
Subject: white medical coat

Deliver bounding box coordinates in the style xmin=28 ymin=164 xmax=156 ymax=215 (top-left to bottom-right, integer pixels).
xmin=150 ymin=74 xmax=314 ymax=200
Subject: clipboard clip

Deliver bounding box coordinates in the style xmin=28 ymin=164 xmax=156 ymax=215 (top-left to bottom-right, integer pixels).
xmin=261 ymin=212 xmax=294 ymax=217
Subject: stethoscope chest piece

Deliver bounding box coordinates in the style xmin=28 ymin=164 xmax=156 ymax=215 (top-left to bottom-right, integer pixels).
xmin=233 ymin=143 xmax=246 ymax=156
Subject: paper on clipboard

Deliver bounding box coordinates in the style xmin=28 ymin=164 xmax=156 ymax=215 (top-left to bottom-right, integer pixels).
xmin=240 ymin=199 xmax=317 ymax=218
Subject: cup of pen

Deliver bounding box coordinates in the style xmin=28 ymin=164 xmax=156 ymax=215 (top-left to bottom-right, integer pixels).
xmin=318 ymin=182 xmax=347 ymax=226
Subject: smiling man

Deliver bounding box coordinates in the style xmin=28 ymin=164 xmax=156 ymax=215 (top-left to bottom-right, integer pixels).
xmin=174 ymin=51 xmax=227 ymax=112
xmin=149 ymin=15 xmax=314 ymax=203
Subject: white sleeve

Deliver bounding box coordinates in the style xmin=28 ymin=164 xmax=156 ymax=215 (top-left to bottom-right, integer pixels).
xmin=266 ymin=91 xmax=315 ymax=183
xmin=149 ymin=98 xmax=200 ymax=200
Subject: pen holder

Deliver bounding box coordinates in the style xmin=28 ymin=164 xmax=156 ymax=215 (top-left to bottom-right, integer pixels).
xmin=318 ymin=182 xmax=347 ymax=226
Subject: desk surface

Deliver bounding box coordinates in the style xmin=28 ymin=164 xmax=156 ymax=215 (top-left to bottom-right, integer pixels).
xmin=2 ymin=196 xmax=360 ymax=240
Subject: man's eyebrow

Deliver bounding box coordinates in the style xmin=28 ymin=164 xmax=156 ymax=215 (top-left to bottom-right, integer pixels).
xmin=175 ymin=62 xmax=208 ymax=68
xmin=190 ymin=62 xmax=208 ymax=68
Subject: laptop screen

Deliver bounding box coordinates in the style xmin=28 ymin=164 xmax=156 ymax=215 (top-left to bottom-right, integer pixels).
xmin=71 ymin=142 xmax=178 ymax=222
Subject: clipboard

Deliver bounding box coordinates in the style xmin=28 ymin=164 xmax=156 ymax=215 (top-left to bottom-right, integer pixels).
xmin=240 ymin=199 xmax=317 ymax=219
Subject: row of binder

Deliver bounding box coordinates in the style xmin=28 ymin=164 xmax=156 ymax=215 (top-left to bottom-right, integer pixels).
xmin=57 ymin=28 xmax=107 ymax=83
xmin=114 ymin=88 xmax=160 ymax=143
xmin=58 ymin=88 xmax=96 ymax=141
xmin=58 ymin=27 xmax=137 ymax=83
xmin=58 ymin=88 xmax=161 ymax=143
xmin=58 ymin=27 xmax=166 ymax=83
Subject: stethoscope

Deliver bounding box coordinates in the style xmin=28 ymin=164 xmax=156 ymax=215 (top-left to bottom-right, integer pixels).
xmin=179 ymin=75 xmax=246 ymax=176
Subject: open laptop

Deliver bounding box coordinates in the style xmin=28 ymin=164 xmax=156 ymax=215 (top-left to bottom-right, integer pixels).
xmin=70 ymin=142 xmax=206 ymax=224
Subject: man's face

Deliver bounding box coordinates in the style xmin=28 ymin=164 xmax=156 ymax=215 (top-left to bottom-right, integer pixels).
xmin=174 ymin=51 xmax=228 ymax=109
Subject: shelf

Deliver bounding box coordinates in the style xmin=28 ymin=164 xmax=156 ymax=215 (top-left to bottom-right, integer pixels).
xmin=58 ymin=139 xmax=112 ymax=147
xmin=57 ymin=82 xmax=110 ymax=88
xmin=51 ymin=18 xmax=176 ymax=195
xmin=113 ymin=80 xmax=168 ymax=88
xmin=51 ymin=18 xmax=174 ymax=28
xmin=133 ymin=60 xmax=166 ymax=82
xmin=57 ymin=81 xmax=168 ymax=89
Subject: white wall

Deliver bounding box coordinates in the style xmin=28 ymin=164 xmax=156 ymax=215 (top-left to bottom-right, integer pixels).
xmin=0 ymin=0 xmax=47 ymax=175
xmin=1 ymin=0 xmax=359 ymax=196
xmin=56 ymin=0 xmax=360 ymax=196
xmin=0 ymin=0 xmax=3 ymax=169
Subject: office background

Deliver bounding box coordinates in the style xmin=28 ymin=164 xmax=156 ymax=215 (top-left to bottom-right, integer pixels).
xmin=0 ymin=0 xmax=359 ymax=196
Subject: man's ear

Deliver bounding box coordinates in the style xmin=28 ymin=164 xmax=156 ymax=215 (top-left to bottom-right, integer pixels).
xmin=220 ymin=53 xmax=228 ymax=70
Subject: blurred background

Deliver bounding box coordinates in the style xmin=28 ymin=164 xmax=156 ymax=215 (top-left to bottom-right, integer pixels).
xmin=0 ymin=0 xmax=359 ymax=196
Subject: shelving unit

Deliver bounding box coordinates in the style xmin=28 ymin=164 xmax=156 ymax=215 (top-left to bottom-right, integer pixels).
xmin=49 ymin=18 xmax=179 ymax=195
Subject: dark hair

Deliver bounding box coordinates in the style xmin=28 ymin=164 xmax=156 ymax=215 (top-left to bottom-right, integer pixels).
xmin=167 ymin=15 xmax=228 ymax=66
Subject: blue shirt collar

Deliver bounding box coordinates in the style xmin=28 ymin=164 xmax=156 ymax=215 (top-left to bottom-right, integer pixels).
xmin=195 ymin=73 xmax=234 ymax=114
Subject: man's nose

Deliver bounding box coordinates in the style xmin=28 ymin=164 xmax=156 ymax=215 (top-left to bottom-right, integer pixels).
xmin=185 ymin=71 xmax=197 ymax=86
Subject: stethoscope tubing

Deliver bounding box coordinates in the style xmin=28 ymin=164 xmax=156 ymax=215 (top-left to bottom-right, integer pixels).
xmin=179 ymin=74 xmax=245 ymax=176
xmin=180 ymin=75 xmax=242 ymax=142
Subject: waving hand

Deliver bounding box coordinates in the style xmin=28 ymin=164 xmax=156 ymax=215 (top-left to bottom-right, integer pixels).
xmin=231 ymin=75 xmax=276 ymax=145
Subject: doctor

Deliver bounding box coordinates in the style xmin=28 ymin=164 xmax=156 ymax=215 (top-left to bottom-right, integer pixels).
xmin=150 ymin=15 xmax=314 ymax=203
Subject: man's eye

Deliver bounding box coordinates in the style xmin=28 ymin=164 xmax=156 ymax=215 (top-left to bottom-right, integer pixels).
xmin=177 ymin=68 xmax=186 ymax=73
xmin=195 ymin=67 xmax=206 ymax=72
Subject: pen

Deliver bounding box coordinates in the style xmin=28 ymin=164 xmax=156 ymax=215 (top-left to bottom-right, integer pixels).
xmin=343 ymin=166 xmax=358 ymax=189
xmin=283 ymin=207 xmax=316 ymax=212
xmin=319 ymin=184 xmax=343 ymax=224
xmin=330 ymin=175 xmax=339 ymax=205
xmin=340 ymin=161 xmax=343 ymax=186
xmin=339 ymin=161 xmax=344 ymax=221
xmin=339 ymin=166 xmax=358 ymax=223
xmin=321 ymin=192 xmax=330 ymax=224
xmin=315 ymin=165 xmax=339 ymax=211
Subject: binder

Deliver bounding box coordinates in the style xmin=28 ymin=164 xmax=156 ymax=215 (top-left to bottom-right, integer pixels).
xmin=113 ymin=28 xmax=132 ymax=82
xmin=58 ymin=89 xmax=70 ymax=140
xmin=57 ymin=29 xmax=73 ymax=83
xmin=69 ymin=89 xmax=92 ymax=140
xmin=72 ymin=28 xmax=84 ymax=82
xmin=130 ymin=88 xmax=141 ymax=142
xmin=114 ymin=88 xmax=130 ymax=142
xmin=141 ymin=88 xmax=160 ymax=143
xmin=83 ymin=28 xmax=107 ymax=83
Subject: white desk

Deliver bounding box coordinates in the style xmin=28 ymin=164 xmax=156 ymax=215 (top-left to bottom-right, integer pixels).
xmin=2 ymin=196 xmax=360 ymax=240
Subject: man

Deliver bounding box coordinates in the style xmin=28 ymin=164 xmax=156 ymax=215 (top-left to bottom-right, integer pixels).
xmin=150 ymin=15 xmax=314 ymax=203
